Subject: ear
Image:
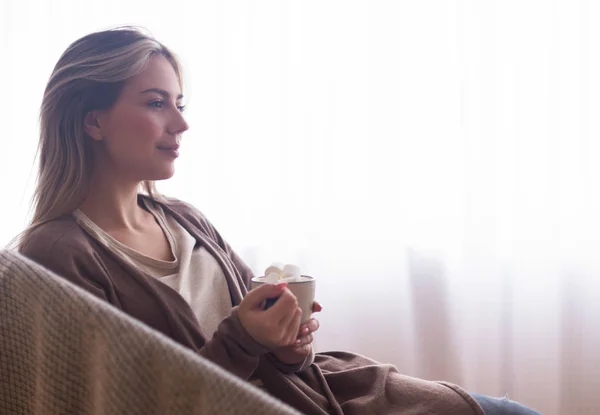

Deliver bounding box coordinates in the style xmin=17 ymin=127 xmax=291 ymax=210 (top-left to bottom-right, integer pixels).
xmin=84 ymin=110 xmax=104 ymax=141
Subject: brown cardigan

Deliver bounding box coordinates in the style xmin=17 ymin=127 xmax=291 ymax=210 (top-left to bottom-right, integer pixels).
xmin=19 ymin=196 xmax=485 ymax=415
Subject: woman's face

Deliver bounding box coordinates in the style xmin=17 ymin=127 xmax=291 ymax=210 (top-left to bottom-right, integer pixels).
xmin=90 ymin=54 xmax=189 ymax=183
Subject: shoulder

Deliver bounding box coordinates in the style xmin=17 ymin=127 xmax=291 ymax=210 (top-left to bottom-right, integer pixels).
xmin=19 ymin=215 xmax=113 ymax=301
xmin=19 ymin=215 xmax=95 ymax=262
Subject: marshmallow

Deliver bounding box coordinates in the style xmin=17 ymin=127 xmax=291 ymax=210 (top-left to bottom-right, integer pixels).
xmin=263 ymin=262 xmax=302 ymax=283
xmin=282 ymin=264 xmax=301 ymax=279
xmin=264 ymin=272 xmax=280 ymax=283
xmin=265 ymin=263 xmax=284 ymax=278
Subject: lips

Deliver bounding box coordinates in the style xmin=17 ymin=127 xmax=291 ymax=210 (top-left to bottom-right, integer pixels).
xmin=156 ymin=143 xmax=180 ymax=158
xmin=156 ymin=143 xmax=180 ymax=151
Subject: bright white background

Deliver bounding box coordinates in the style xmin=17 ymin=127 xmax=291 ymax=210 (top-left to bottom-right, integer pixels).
xmin=2 ymin=1 xmax=600 ymax=413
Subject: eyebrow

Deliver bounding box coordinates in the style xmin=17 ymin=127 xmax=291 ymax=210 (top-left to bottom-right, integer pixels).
xmin=140 ymin=88 xmax=184 ymax=100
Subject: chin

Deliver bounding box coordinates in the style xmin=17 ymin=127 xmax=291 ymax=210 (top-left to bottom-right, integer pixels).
xmin=147 ymin=166 xmax=176 ymax=181
xmin=156 ymin=170 xmax=176 ymax=181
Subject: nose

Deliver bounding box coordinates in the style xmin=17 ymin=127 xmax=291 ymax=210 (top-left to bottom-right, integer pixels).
xmin=169 ymin=108 xmax=189 ymax=136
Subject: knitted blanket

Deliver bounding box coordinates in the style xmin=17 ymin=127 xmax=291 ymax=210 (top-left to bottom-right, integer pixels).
xmin=0 ymin=249 xmax=300 ymax=415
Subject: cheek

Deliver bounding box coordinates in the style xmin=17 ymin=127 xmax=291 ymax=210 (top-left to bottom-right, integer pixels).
xmin=107 ymin=110 xmax=163 ymax=153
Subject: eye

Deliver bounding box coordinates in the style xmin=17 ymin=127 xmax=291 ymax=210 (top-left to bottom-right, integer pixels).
xmin=148 ymin=100 xmax=164 ymax=109
xmin=177 ymin=104 xmax=186 ymax=113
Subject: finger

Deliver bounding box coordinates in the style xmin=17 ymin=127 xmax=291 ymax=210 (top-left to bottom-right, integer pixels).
xmin=306 ymin=318 xmax=320 ymax=334
xmin=268 ymin=289 xmax=298 ymax=323
xmin=278 ymin=300 xmax=299 ymax=330
xmin=295 ymin=333 xmax=313 ymax=347
xmin=283 ymin=307 xmax=302 ymax=345
xmin=298 ymin=319 xmax=314 ymax=336
xmin=245 ymin=282 xmax=288 ymax=308
xmin=298 ymin=324 xmax=309 ymax=336
xmin=298 ymin=318 xmax=319 ymax=336
xmin=312 ymin=301 xmax=323 ymax=313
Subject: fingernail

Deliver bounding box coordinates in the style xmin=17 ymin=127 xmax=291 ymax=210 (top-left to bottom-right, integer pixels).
xmin=295 ymin=339 xmax=301 ymax=344
xmin=303 ymin=327 xmax=309 ymax=334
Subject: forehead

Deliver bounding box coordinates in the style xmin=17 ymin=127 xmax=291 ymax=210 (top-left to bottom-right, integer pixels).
xmin=121 ymin=54 xmax=182 ymax=97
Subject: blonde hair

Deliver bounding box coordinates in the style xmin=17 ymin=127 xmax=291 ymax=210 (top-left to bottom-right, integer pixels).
xmin=17 ymin=26 xmax=182 ymax=248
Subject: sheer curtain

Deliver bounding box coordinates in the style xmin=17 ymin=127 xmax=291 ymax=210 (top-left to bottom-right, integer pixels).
xmin=2 ymin=1 xmax=599 ymax=414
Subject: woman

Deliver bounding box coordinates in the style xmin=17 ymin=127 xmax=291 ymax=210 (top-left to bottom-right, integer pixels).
xmin=18 ymin=27 xmax=542 ymax=415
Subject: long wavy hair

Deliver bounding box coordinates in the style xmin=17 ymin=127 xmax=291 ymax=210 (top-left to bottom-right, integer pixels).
xmin=16 ymin=26 xmax=182 ymax=248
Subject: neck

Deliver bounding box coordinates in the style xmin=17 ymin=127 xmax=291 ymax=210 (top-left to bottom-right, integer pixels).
xmin=79 ymin=169 xmax=148 ymax=231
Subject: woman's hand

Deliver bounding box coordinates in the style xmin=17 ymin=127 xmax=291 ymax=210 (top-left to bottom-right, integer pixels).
xmin=238 ymin=282 xmax=303 ymax=349
xmin=271 ymin=302 xmax=322 ymax=365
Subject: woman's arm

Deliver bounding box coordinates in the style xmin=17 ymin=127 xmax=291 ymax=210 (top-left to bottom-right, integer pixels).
xmin=171 ymin=201 xmax=318 ymax=373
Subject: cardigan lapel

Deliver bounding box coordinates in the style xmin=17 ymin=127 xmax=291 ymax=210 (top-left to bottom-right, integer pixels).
xmin=155 ymin=199 xmax=246 ymax=306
